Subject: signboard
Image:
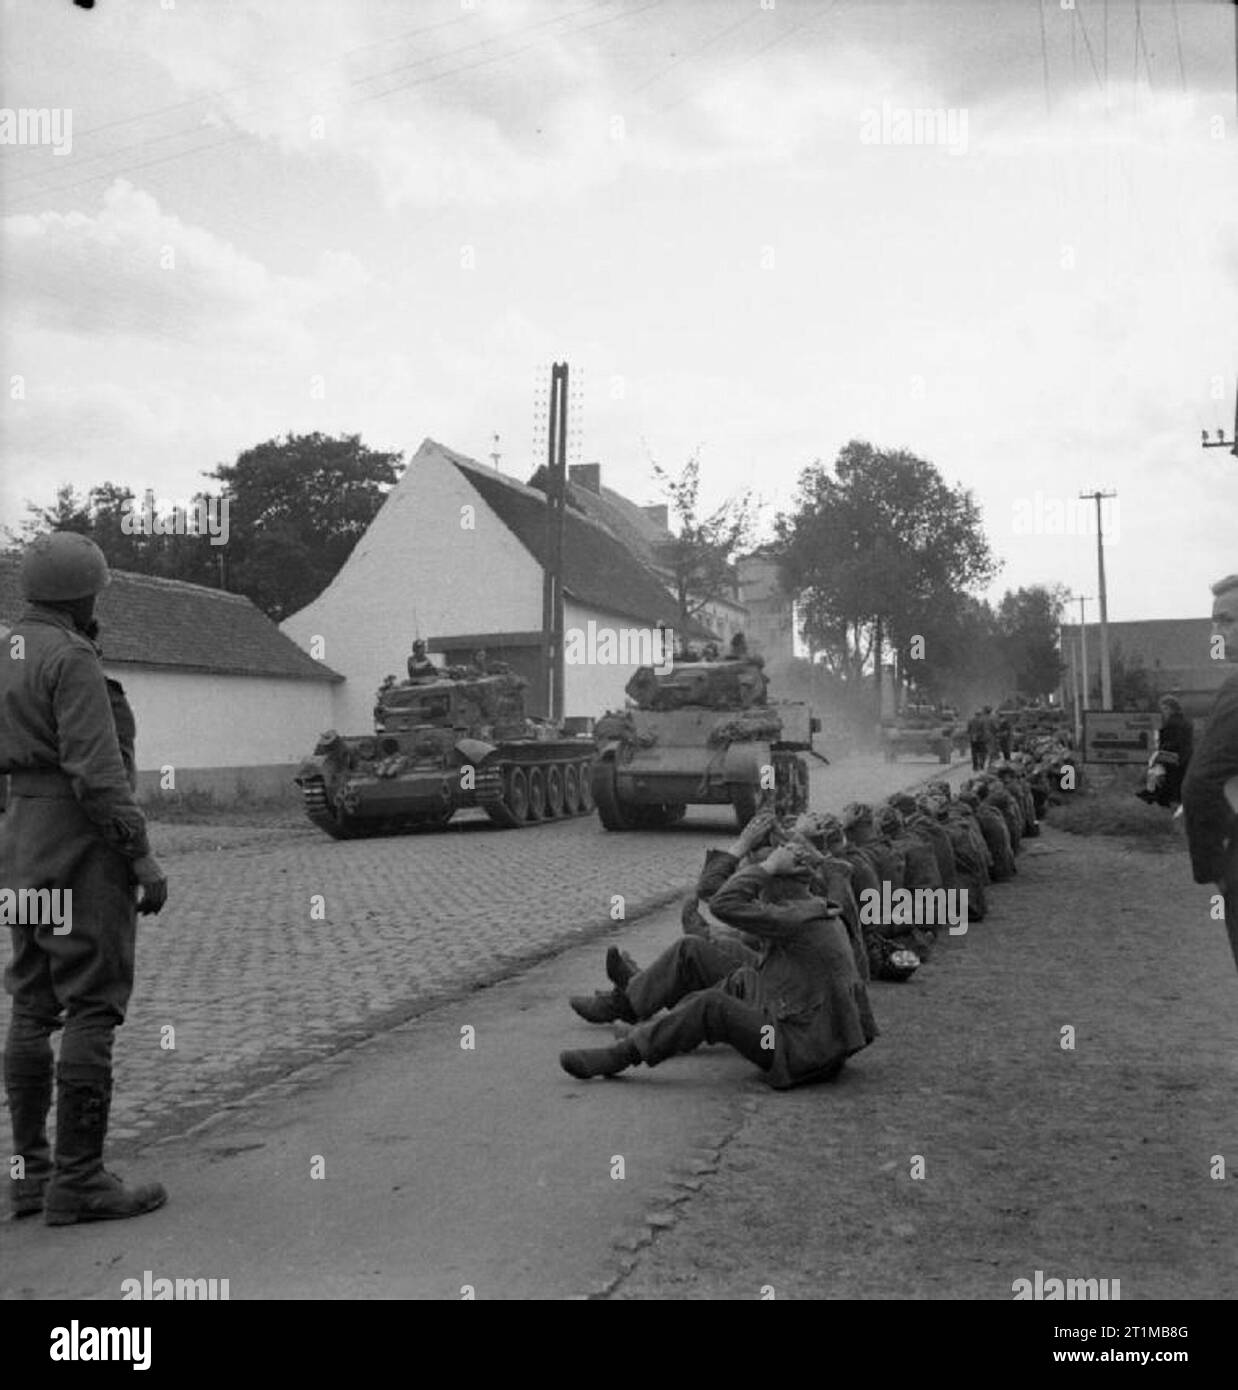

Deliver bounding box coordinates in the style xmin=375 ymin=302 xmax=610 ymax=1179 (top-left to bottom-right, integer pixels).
xmin=1082 ymin=710 xmax=1159 ymax=764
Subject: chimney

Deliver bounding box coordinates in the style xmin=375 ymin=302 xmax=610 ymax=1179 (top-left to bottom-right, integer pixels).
xmin=568 ymin=462 xmax=601 ymax=494
xmin=641 ymin=504 xmax=670 ymax=531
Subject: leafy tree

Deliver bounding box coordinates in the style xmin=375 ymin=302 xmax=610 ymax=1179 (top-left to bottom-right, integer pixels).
xmin=205 ymin=432 xmax=403 ymax=620
xmin=8 ymin=433 xmax=404 ymax=622
xmin=996 ymin=584 xmax=1067 ymax=700
xmin=774 ymin=440 xmax=998 ymax=713
xmin=647 ymin=452 xmax=758 ymax=632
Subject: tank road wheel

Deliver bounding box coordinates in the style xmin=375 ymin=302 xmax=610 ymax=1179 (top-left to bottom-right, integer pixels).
xmin=526 ymin=767 xmax=547 ymax=822
xmin=506 ymin=767 xmax=530 ymax=824
xmin=592 ymin=759 xmax=634 ymax=831
xmin=563 ymin=763 xmax=582 ymax=815
xmin=730 ymin=784 xmax=759 ymax=829
xmin=578 ymin=759 xmax=595 ymax=813
xmin=545 ymin=764 xmax=565 ymax=818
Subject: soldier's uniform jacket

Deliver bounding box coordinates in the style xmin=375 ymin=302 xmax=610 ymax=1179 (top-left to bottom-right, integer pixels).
xmin=1182 ymin=669 xmax=1238 ymax=886
xmin=907 ymin=814 xmax=959 ymax=889
xmin=888 ymin=833 xmax=943 ymax=892
xmin=0 ymin=605 xmax=150 ymax=865
xmin=709 ymin=862 xmax=878 ymax=1089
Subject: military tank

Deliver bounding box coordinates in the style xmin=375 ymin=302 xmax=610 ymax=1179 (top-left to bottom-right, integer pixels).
xmin=880 ymin=704 xmax=957 ymax=764
xmin=590 ymin=658 xmax=820 ymax=830
xmin=295 ymin=667 xmax=595 ymax=838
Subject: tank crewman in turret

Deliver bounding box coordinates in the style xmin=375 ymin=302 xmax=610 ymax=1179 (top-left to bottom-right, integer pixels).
xmin=406 ymin=638 xmax=437 ymax=681
xmin=1 ymin=532 xmax=168 ymax=1225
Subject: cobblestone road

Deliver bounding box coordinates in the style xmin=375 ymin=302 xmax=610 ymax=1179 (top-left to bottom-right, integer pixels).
xmin=1 ymin=753 xmax=965 ymax=1144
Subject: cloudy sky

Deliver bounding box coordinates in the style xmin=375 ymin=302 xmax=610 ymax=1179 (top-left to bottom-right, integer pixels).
xmin=1 ymin=0 xmax=1235 ymax=623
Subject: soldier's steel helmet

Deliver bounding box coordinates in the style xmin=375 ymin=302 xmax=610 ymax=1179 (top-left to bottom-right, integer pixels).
xmin=20 ymin=532 xmax=111 ymax=601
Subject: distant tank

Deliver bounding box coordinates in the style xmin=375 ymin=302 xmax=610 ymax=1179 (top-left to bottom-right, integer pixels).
xmin=590 ymin=658 xmax=820 ymax=830
xmin=880 ymin=703 xmax=958 ymax=764
xmin=295 ymin=666 xmax=595 ymax=838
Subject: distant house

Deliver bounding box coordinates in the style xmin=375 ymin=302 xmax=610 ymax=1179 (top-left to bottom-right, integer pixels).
xmin=1060 ymin=618 xmax=1226 ymax=716
xmin=281 ymin=438 xmax=712 ymax=731
xmin=0 ymin=556 xmax=341 ymax=798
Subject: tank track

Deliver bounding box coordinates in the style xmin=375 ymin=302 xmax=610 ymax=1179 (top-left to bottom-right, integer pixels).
xmin=477 ymin=749 xmax=596 ymax=829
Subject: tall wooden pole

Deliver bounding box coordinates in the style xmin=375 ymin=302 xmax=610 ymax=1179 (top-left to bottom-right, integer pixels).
xmin=541 ymin=362 xmax=568 ymax=722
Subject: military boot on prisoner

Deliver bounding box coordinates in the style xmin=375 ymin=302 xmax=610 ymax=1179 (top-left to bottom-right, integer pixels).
xmin=43 ymin=1069 xmax=166 ymax=1226
xmin=559 ymin=1039 xmax=641 ymax=1079
xmin=569 ymin=987 xmax=637 ymax=1024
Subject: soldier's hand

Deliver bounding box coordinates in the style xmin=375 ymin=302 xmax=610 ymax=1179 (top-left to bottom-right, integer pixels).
xmin=132 ymin=854 xmax=168 ymax=915
xmin=739 ymin=808 xmax=777 ymax=851
xmin=761 ymin=844 xmax=800 ymax=877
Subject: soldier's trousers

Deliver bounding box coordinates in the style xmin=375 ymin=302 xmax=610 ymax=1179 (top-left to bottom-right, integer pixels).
xmin=625 ymin=937 xmax=772 ymax=1071
xmin=970 ymin=742 xmax=986 ymax=772
xmin=626 ymin=935 xmax=757 ymax=1019
xmin=3 ymin=796 xmax=136 ymax=1079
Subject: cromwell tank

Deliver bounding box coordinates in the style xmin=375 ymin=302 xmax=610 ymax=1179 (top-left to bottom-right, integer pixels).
xmin=590 ymin=658 xmax=820 ymax=830
xmin=295 ymin=667 xmax=595 ymax=838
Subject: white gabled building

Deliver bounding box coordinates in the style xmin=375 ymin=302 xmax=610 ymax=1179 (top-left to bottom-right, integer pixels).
xmin=281 ymin=438 xmax=713 ymax=732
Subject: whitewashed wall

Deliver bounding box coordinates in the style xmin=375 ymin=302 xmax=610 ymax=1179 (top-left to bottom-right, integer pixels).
xmin=104 ymin=665 xmax=335 ymax=794
xmin=562 ymin=600 xmax=670 ymax=720
xmin=282 ymin=443 xmax=543 ymax=733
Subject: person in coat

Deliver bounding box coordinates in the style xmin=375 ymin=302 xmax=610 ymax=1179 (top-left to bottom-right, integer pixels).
xmin=1 ymin=532 xmax=168 ymax=1224
xmin=1140 ymin=695 xmax=1194 ymax=808
xmin=559 ymin=836 xmax=878 ymax=1085
xmin=1182 ymin=575 xmax=1238 ymax=970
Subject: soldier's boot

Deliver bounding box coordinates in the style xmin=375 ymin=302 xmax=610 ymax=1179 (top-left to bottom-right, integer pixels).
xmin=559 ymin=1039 xmax=641 ymax=1080
xmin=569 ymin=988 xmax=637 ymax=1025
xmin=4 ymin=1059 xmax=53 ymax=1219
xmin=605 ymin=946 xmax=640 ymax=990
xmin=44 ymin=1068 xmax=167 ymax=1226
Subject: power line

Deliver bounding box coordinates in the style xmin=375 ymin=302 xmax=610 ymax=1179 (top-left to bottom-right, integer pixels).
xmin=1072 ymin=1 xmax=1105 ymax=94
xmin=1037 ymin=0 xmax=1051 ymax=117
xmin=6 ymin=0 xmax=650 ymax=208
xmin=1169 ymin=0 xmax=1187 ymax=91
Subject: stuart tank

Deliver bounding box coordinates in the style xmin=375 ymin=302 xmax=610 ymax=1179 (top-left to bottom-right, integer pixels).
xmin=590 ymin=657 xmax=820 ymax=830
xmin=295 ymin=663 xmax=595 ymax=838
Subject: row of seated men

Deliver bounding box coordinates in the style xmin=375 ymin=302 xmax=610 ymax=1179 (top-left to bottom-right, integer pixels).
xmin=558 ymin=753 xmax=1056 ymax=1086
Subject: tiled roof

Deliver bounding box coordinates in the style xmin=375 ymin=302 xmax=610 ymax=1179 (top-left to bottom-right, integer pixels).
xmin=0 ymin=553 xmax=341 ymax=681
xmin=527 ymin=464 xmax=671 ymax=570
xmin=427 ymin=442 xmax=715 ymax=640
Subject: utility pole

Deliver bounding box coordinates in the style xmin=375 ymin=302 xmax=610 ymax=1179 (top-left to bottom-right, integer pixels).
xmin=1068 ymin=593 xmax=1093 ymax=710
xmin=541 ymin=364 xmax=568 ymax=723
xmin=1079 ymin=489 xmax=1116 ymax=709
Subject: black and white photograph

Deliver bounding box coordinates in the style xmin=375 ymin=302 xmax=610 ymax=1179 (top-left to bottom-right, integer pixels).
xmin=1 ymin=0 xmax=1237 ymax=1351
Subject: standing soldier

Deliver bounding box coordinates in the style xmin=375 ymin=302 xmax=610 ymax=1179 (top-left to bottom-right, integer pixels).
xmin=1182 ymin=574 xmax=1238 ymax=971
xmin=1 ymin=533 xmax=168 ymax=1224
xmin=967 ymin=709 xmax=987 ymax=772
